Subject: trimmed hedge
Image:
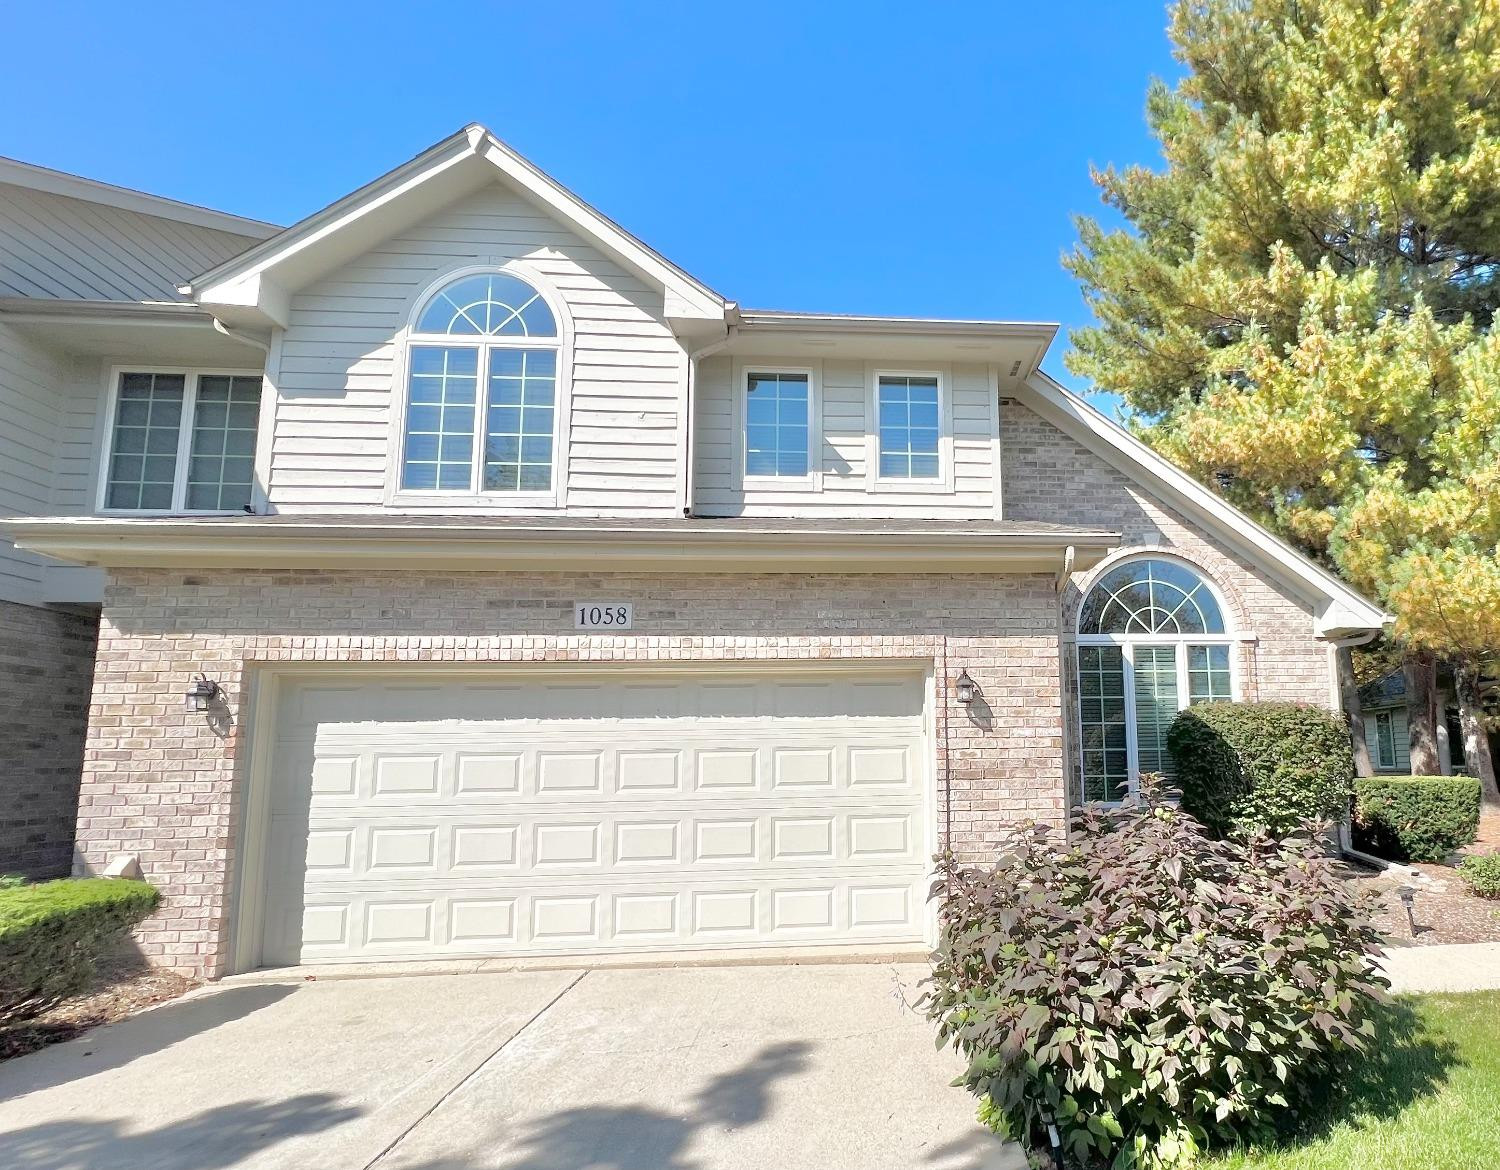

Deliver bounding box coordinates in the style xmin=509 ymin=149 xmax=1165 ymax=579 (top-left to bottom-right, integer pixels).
xmin=1167 ymin=701 xmax=1355 ymax=837
xmin=0 ymin=878 xmax=159 ymax=1026
xmin=1352 ymin=776 xmax=1481 ymax=863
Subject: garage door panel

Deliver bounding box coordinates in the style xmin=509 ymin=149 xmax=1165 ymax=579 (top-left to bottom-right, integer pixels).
xmin=293 ymin=867 xmax=928 ymax=961
xmin=263 ymin=670 xmax=930 ymax=966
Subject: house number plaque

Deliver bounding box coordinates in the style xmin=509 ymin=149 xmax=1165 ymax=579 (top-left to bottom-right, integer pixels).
xmin=574 ymin=602 xmax=633 ymax=630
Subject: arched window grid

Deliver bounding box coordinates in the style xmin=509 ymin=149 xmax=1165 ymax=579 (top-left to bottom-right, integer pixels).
xmin=397 ymin=267 xmax=566 ymax=498
xmin=1074 ymin=557 xmax=1239 ymax=805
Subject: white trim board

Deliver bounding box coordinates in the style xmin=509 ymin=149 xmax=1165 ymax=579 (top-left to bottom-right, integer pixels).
xmin=1017 ymin=372 xmax=1389 ymax=638
xmin=187 ymin=125 xmax=727 ymax=333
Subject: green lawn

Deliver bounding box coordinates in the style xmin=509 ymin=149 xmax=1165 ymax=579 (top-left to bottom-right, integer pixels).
xmin=1204 ymin=991 xmax=1500 ymax=1170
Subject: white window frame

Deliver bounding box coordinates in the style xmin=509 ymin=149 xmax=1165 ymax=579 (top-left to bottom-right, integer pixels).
xmin=867 ymin=367 xmax=954 ymax=493
xmin=96 ymin=364 xmax=265 ymax=515
xmin=737 ymin=363 xmax=819 ymax=489
xmin=1074 ymin=555 xmax=1241 ymax=804
xmin=385 ymin=262 xmax=571 ymax=510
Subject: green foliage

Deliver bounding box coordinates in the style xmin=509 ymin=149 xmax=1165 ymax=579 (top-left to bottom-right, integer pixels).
xmin=0 ymin=878 xmax=159 ymax=1026
xmin=923 ymin=781 xmax=1386 ymax=1169
xmin=1352 ymin=777 xmax=1481 ymax=863
xmin=1167 ymin=702 xmax=1355 ymax=837
xmin=1457 ymin=853 xmax=1500 ymax=899
xmin=0 ymin=875 xmax=28 ymax=890
xmin=1064 ymin=0 xmax=1500 ymax=659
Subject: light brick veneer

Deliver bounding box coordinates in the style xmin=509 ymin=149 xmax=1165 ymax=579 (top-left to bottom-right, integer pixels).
xmin=1001 ymin=398 xmax=1337 ymax=799
xmin=79 ymin=569 xmax=1067 ymax=977
xmin=0 ymin=599 xmax=98 ymax=878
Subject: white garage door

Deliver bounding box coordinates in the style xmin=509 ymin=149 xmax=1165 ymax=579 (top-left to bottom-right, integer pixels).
xmin=259 ymin=669 xmax=931 ymax=965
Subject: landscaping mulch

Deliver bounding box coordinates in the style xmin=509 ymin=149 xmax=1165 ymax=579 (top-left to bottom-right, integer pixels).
xmin=0 ymin=947 xmax=197 ymax=1063
xmin=1343 ymin=859 xmax=1500 ymax=947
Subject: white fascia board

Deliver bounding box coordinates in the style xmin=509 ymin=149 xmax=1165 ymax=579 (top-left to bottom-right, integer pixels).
xmin=0 ymin=156 xmax=279 ymax=238
xmin=185 ymin=125 xmax=728 ymax=329
xmin=2 ymin=517 xmax=1119 ymax=575
xmin=474 ymin=135 xmax=726 ymax=320
xmin=1019 ymin=372 xmax=1391 ymax=637
xmin=187 ymin=135 xmax=481 ymax=302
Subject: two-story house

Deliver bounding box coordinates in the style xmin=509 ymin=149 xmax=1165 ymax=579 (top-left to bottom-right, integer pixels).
xmin=0 ymin=126 xmax=1387 ymax=978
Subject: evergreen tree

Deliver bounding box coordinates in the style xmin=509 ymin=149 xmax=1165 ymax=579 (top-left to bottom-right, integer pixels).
xmin=1066 ymin=0 xmax=1500 ymax=802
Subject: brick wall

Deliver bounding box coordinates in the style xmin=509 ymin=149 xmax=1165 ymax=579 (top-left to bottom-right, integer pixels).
xmin=0 ymin=599 xmax=98 ymax=878
xmin=1001 ymin=398 xmax=1335 ymax=799
xmin=78 ymin=569 xmax=1066 ymax=977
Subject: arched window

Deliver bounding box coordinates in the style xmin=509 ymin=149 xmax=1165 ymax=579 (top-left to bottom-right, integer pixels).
xmin=1075 ymin=557 xmax=1235 ymax=802
xmin=400 ymin=270 xmax=562 ymax=495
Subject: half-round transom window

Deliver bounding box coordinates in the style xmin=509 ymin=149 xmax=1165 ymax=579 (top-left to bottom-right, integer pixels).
xmin=1074 ymin=557 xmax=1233 ymax=804
xmin=1078 ymin=557 xmax=1226 ymax=636
xmin=414 ymin=272 xmax=557 ymax=337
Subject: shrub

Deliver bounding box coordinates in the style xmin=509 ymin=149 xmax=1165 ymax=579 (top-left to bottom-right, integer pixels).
xmin=1458 ymin=852 xmax=1500 ymax=899
xmin=1351 ymin=776 xmax=1481 ymax=863
xmin=0 ymin=878 xmax=159 ymax=1026
xmin=1168 ymin=702 xmax=1355 ymax=837
xmin=923 ymin=780 xmax=1386 ymax=1170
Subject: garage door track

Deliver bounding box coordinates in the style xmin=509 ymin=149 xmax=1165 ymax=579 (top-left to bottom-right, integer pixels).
xmin=0 ymin=963 xmax=1020 ymax=1169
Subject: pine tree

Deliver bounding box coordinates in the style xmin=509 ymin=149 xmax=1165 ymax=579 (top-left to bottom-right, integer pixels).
xmin=1065 ymin=0 xmax=1500 ymax=803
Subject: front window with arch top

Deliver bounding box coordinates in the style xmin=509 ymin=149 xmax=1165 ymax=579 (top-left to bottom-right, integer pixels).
xmin=401 ymin=271 xmax=560 ymax=494
xmin=1075 ymin=557 xmax=1235 ymax=803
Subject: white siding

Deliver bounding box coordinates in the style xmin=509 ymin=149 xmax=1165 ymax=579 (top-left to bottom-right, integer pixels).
xmin=266 ymin=185 xmax=686 ymax=515
xmin=692 ymin=355 xmax=1000 ymax=517
xmin=0 ymin=321 xmax=69 ymax=603
xmin=0 ymin=182 xmax=261 ymax=302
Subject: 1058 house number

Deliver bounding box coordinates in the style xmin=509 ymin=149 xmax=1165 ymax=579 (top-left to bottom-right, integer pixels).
xmin=574 ymin=602 xmax=633 ymax=630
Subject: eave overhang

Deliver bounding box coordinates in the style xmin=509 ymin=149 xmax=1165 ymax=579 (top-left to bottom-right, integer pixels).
xmin=729 ymin=310 xmax=1058 ymax=371
xmin=1 ymin=517 xmax=1121 ymax=575
xmin=184 ymin=124 xmax=728 ymax=336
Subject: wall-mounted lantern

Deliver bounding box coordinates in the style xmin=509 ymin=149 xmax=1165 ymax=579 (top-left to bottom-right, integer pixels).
xmin=186 ymin=675 xmax=224 ymax=713
xmin=955 ymin=669 xmax=979 ymax=706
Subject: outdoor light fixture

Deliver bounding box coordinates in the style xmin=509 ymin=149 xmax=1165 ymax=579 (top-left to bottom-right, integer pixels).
xmin=955 ymin=670 xmax=979 ymax=705
xmin=186 ymin=675 xmax=223 ymax=713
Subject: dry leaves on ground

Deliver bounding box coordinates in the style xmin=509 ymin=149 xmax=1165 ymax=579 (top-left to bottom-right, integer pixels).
xmin=0 ymin=948 xmax=197 ymax=1062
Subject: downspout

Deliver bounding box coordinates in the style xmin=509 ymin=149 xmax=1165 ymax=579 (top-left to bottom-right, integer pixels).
xmin=1328 ymin=629 xmax=1382 ymax=861
xmin=681 ymin=325 xmax=738 ymax=517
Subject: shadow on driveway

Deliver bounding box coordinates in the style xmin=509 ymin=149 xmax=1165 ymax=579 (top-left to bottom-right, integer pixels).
xmin=0 ymin=1092 xmax=360 ymax=1170
xmin=0 ymin=985 xmax=295 ymax=1102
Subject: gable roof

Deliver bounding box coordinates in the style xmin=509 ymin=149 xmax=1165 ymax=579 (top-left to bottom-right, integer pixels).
xmin=1016 ymin=371 xmax=1391 ymax=639
xmin=0 ymin=155 xmax=279 ymax=240
xmin=185 ymin=124 xmax=728 ymax=334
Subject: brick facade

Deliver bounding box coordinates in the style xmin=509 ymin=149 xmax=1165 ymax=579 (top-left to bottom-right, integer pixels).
xmin=78 ymin=569 xmax=1066 ymax=977
xmin=0 ymin=599 xmax=98 ymax=878
xmin=1000 ymin=398 xmax=1336 ymax=799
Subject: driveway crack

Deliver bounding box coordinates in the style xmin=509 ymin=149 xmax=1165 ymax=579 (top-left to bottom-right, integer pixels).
xmin=362 ymin=969 xmax=588 ymax=1169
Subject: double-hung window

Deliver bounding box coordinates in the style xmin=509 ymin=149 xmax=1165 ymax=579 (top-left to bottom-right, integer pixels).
xmin=1075 ymin=557 xmax=1236 ymax=802
xmin=400 ymin=271 xmax=561 ymax=496
xmin=744 ymin=369 xmax=811 ymax=478
xmin=875 ymin=373 xmax=942 ymax=480
xmin=101 ymin=370 xmax=262 ymax=512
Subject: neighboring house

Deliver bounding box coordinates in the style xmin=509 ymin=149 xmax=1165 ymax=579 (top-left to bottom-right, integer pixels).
xmin=1357 ymin=669 xmax=1467 ymax=776
xmin=0 ymin=125 xmax=1387 ymax=978
xmin=0 ymin=157 xmax=276 ymax=877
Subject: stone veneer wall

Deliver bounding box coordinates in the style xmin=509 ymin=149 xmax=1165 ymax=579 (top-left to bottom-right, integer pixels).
xmin=1000 ymin=398 xmax=1336 ymax=799
xmin=78 ymin=569 xmax=1066 ymax=977
xmin=0 ymin=599 xmax=99 ymax=877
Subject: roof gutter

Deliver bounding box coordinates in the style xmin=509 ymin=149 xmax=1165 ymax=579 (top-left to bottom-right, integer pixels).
xmin=1 ymin=517 xmax=1121 ymax=576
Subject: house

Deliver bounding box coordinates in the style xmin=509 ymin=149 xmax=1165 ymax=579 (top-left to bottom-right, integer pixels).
xmin=0 ymin=125 xmax=1387 ymax=978
xmin=1357 ymin=669 xmax=1468 ymax=776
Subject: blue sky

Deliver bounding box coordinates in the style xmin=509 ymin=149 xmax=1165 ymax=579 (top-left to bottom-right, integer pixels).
xmin=0 ymin=2 xmax=1181 ymax=406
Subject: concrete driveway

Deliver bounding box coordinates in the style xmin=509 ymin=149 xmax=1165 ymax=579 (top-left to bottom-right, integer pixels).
xmin=0 ymin=964 xmax=1020 ymax=1169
